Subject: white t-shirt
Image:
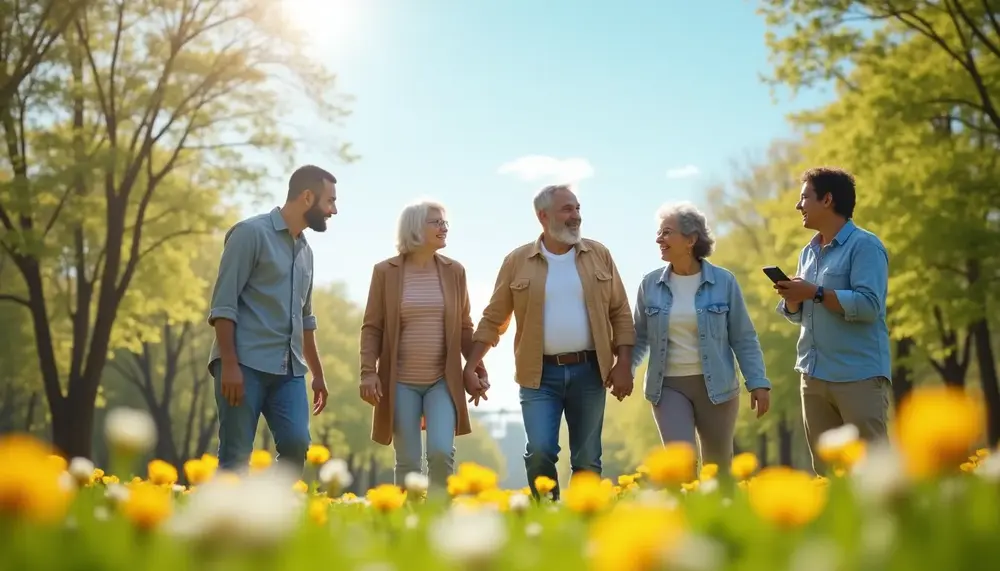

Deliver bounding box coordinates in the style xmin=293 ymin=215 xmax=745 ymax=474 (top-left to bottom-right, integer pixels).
xmin=666 ymin=272 xmax=703 ymax=376
xmin=541 ymin=243 xmax=594 ymax=354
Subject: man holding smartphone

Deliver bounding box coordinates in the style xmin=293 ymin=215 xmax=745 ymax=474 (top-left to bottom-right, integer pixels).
xmin=773 ymin=167 xmax=891 ymax=475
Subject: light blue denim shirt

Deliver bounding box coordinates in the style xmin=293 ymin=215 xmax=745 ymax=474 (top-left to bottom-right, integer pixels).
xmin=632 ymin=260 xmax=770 ymax=405
xmin=207 ymin=208 xmax=316 ymax=377
xmin=776 ymin=220 xmax=891 ymax=382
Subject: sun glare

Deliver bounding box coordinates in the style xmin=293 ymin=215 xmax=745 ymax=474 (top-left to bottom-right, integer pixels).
xmin=279 ymin=0 xmax=362 ymax=50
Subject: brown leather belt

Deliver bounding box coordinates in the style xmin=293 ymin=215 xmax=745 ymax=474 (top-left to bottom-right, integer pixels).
xmin=542 ymin=350 xmax=597 ymax=366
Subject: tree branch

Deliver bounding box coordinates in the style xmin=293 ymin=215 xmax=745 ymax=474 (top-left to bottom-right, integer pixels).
xmin=0 ymin=294 xmax=30 ymax=308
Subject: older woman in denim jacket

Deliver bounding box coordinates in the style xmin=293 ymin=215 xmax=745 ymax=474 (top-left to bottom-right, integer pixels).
xmin=632 ymin=202 xmax=771 ymax=466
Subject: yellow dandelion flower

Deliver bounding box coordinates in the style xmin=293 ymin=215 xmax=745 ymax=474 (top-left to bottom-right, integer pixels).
xmin=122 ymin=481 xmax=172 ymax=530
xmin=183 ymin=458 xmax=215 ymax=486
xmin=477 ymin=488 xmax=510 ymax=512
xmin=748 ymin=467 xmax=827 ymax=528
xmin=146 ymin=459 xmax=178 ymax=486
xmin=681 ymin=480 xmax=700 ymax=493
xmin=896 ymin=386 xmax=984 ymax=479
xmin=306 ymin=445 xmax=331 ymax=466
xmin=589 ymin=503 xmax=686 ymax=571
xmin=699 ymin=463 xmax=719 ymax=481
xmin=447 ymin=474 xmax=471 ymax=497
xmin=534 ymin=475 xmax=557 ymax=496
xmin=563 ymin=471 xmax=611 ymax=515
xmin=643 ymin=442 xmax=696 ymax=486
xmin=366 ymin=484 xmax=407 ymax=512
xmin=293 ymin=480 xmax=309 ymax=494
xmin=46 ymin=454 xmax=68 ymax=473
xmin=249 ymin=450 xmax=273 ymax=472
xmin=731 ymin=453 xmax=759 ymax=480
xmin=454 ymin=462 xmax=498 ymax=494
xmin=617 ymin=474 xmax=635 ymax=487
xmin=0 ymin=436 xmax=74 ymax=524
xmin=308 ymin=497 xmax=329 ymax=525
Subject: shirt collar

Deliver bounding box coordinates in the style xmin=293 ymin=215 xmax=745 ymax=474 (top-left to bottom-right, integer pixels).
xmin=528 ymin=234 xmax=591 ymax=258
xmin=809 ymin=219 xmax=857 ymax=248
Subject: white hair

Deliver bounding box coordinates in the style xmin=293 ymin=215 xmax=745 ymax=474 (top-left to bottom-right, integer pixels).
xmin=533 ymin=184 xmax=573 ymax=212
xmin=656 ymin=201 xmax=715 ymax=260
xmin=396 ymin=199 xmax=446 ymax=255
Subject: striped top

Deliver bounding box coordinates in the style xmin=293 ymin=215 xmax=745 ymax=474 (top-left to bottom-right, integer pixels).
xmin=396 ymin=263 xmax=447 ymax=384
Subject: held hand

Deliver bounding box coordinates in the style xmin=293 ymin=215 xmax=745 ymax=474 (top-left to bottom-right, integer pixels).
xmin=311 ymin=376 xmax=329 ymax=415
xmin=359 ymin=374 xmax=382 ymax=406
xmin=220 ymin=362 xmax=245 ymax=407
xmin=608 ymin=362 xmax=634 ymax=402
xmin=774 ymin=277 xmax=817 ymax=304
xmin=464 ymin=365 xmax=489 ymax=406
xmin=749 ymin=388 xmax=770 ymax=419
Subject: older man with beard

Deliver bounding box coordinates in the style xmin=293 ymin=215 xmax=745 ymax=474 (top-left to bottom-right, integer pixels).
xmin=207 ymin=165 xmax=338 ymax=474
xmin=463 ymin=184 xmax=635 ymax=499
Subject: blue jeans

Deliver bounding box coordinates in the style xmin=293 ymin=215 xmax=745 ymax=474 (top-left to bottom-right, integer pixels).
xmin=392 ymin=379 xmax=456 ymax=489
xmin=520 ymin=360 xmax=606 ymax=499
xmin=212 ymin=361 xmax=311 ymax=474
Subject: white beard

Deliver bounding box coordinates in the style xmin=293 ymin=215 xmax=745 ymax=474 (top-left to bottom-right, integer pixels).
xmin=549 ymin=224 xmax=581 ymax=245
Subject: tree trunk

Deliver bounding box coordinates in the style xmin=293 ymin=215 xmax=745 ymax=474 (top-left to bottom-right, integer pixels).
xmin=929 ymin=306 xmax=972 ymax=387
xmin=972 ymin=318 xmax=1000 ymax=446
xmin=757 ymin=432 xmax=768 ymax=468
xmin=52 ymin=390 xmax=97 ymax=459
xmin=892 ymin=337 xmax=915 ymax=408
xmin=23 ymin=391 xmax=37 ymax=433
xmin=777 ymin=416 xmax=793 ymax=467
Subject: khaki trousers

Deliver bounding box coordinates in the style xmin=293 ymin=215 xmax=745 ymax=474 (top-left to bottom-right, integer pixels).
xmin=801 ymin=374 xmax=891 ymax=475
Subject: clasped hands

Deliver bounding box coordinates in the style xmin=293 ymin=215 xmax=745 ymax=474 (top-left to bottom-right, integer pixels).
xmin=462 ymin=361 xmax=490 ymax=406
xmin=606 ymin=361 xmax=633 ymax=402
xmin=359 ymin=362 xmax=491 ymax=407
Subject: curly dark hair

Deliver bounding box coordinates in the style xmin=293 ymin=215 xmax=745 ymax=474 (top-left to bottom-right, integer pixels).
xmin=801 ymin=167 xmax=856 ymax=220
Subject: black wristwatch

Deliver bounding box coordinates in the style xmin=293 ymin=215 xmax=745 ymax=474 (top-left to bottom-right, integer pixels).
xmin=813 ymin=286 xmax=825 ymax=304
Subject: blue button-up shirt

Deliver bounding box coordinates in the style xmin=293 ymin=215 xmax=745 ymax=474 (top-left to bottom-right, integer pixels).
xmin=776 ymin=220 xmax=891 ymax=382
xmin=207 ymin=208 xmax=316 ymax=377
xmin=632 ymin=260 xmax=770 ymax=405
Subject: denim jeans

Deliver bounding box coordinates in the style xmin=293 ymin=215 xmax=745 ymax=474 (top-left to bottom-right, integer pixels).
xmin=520 ymin=360 xmax=606 ymax=500
xmin=392 ymin=379 xmax=456 ymax=489
xmin=212 ymin=361 xmax=311 ymax=474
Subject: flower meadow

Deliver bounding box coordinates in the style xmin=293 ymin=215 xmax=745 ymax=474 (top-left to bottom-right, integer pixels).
xmin=2 ymin=386 xmax=999 ymax=571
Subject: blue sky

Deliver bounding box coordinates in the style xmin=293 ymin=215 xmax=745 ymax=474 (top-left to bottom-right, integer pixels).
xmin=254 ymin=0 xmax=828 ymax=412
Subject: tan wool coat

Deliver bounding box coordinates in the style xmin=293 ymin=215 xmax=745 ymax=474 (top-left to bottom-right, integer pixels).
xmin=359 ymin=253 xmax=473 ymax=446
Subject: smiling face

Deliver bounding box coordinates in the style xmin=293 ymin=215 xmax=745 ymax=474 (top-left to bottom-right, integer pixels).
xmin=655 ymin=215 xmax=696 ymax=264
xmin=303 ymin=179 xmax=337 ymax=232
xmin=423 ymin=207 xmax=448 ymax=250
xmin=538 ymin=187 xmax=582 ymax=245
xmin=796 ymin=181 xmax=831 ymax=231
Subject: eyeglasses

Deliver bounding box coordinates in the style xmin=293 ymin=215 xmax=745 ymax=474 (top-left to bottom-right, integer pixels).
xmin=427 ymin=219 xmax=449 ymax=229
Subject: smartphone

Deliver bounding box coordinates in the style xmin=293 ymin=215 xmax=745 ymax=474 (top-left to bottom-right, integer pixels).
xmin=762 ymin=265 xmax=791 ymax=284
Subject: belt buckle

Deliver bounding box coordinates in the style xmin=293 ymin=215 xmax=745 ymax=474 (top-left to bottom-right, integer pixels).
xmin=555 ymin=353 xmax=569 ymax=366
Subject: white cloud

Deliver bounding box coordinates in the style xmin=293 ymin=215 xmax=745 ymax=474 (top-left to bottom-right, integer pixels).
xmin=497 ymin=155 xmax=594 ymax=184
xmin=665 ymin=165 xmax=700 ymax=179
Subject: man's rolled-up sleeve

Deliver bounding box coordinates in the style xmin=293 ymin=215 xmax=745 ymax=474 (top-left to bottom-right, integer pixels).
xmin=208 ymin=223 xmax=258 ymax=325
xmin=837 ymin=240 xmax=888 ymax=323
xmin=303 ymin=253 xmax=317 ymax=331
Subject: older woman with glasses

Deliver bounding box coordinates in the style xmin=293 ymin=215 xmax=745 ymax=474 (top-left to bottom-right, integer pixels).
xmin=632 ymin=202 xmax=771 ymax=468
xmin=359 ymin=200 xmax=489 ymax=490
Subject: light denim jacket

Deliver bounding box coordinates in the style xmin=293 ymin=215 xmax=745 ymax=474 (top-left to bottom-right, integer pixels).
xmin=631 ymin=260 xmax=770 ymax=405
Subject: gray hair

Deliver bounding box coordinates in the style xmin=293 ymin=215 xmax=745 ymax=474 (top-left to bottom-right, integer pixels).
xmin=656 ymin=201 xmax=715 ymax=260
xmin=533 ymin=184 xmax=572 ymax=212
xmin=396 ymin=199 xmax=446 ymax=255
